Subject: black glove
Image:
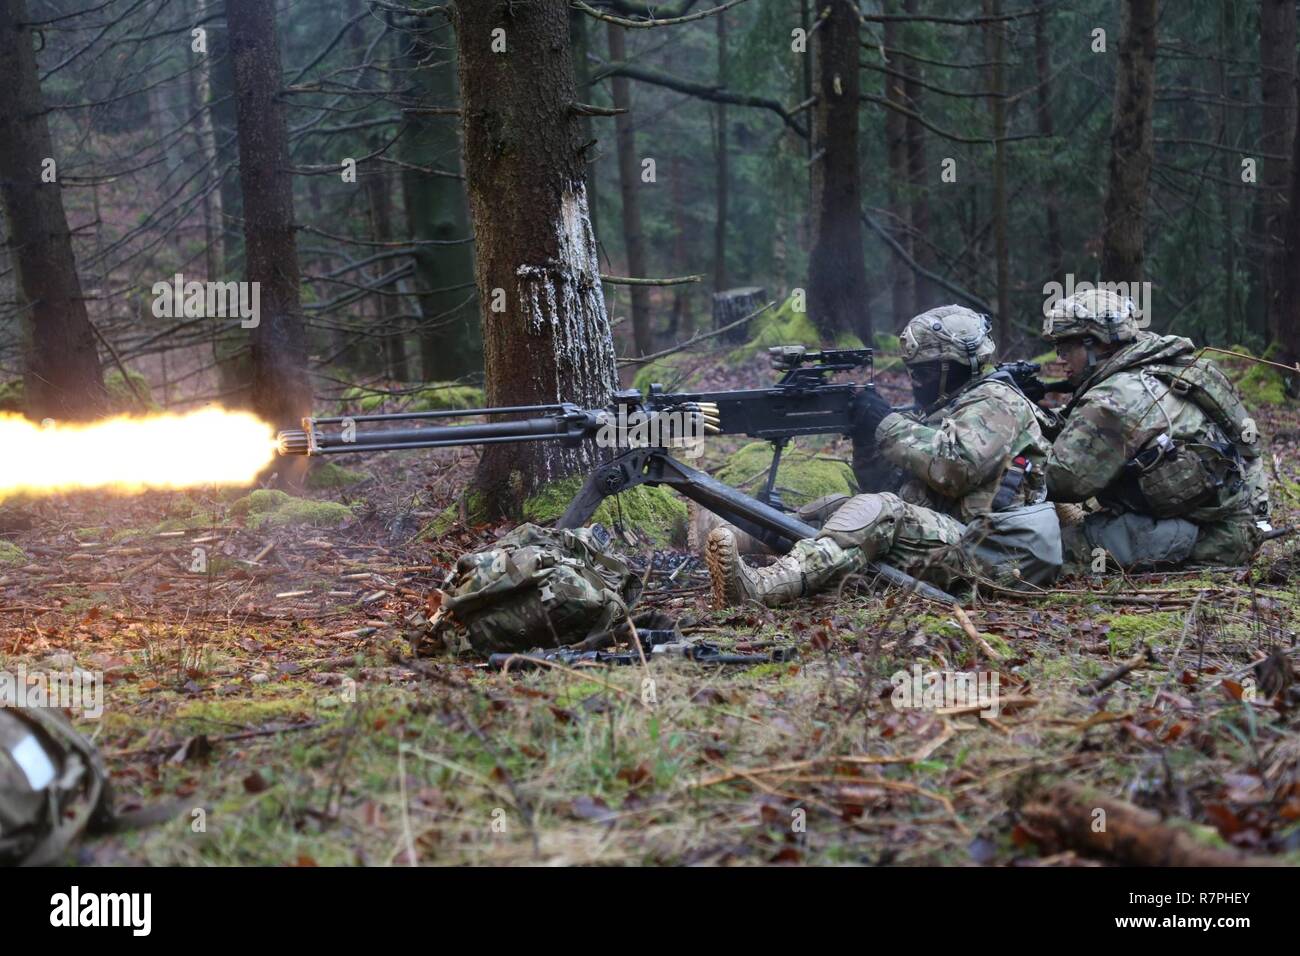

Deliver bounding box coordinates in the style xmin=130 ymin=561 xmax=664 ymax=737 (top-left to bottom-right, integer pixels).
xmin=1018 ymin=375 xmax=1047 ymax=404
xmin=854 ymin=388 xmax=894 ymax=442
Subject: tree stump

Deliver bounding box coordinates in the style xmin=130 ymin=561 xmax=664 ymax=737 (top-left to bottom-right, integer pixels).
xmin=712 ymin=287 xmax=767 ymax=343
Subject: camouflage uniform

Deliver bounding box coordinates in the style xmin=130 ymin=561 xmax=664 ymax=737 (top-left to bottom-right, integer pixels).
xmin=439 ymin=523 xmax=641 ymax=654
xmin=1043 ymin=290 xmax=1270 ymax=569
xmin=708 ymin=307 xmax=1062 ymax=606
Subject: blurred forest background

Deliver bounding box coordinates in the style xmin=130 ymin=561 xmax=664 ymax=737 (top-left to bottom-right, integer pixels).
xmin=2 ymin=0 xmax=1299 ymax=499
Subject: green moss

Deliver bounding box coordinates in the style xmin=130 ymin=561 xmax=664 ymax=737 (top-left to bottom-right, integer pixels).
xmin=342 ymin=383 xmax=484 ymax=414
xmin=715 ymin=440 xmax=857 ymax=503
xmin=1235 ymin=343 xmax=1288 ymax=407
xmin=726 ymin=294 xmax=865 ymax=366
xmin=305 ymin=461 xmax=367 ymax=490
xmin=1101 ymin=611 xmax=1183 ymax=654
xmin=872 ymin=332 xmax=906 ymax=372
xmin=0 ymin=540 xmax=28 ymax=566
xmin=105 ymin=368 xmax=158 ymax=412
xmin=229 ymin=489 xmax=352 ymax=530
xmin=631 ymin=352 xmax=704 ymax=394
xmin=408 ymin=384 xmax=485 ymax=412
xmin=0 ymin=380 xmax=23 ymax=413
xmin=522 ymin=477 xmax=688 ymax=546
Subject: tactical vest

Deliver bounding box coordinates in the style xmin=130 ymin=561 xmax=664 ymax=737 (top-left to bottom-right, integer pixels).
xmin=1115 ymin=356 xmax=1259 ymax=517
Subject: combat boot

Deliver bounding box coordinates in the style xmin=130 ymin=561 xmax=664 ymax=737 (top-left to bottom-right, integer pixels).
xmin=706 ymin=528 xmax=861 ymax=608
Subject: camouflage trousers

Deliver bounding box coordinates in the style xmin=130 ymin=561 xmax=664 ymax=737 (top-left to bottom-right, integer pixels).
xmin=1064 ymin=509 xmax=1261 ymax=571
xmin=782 ymin=492 xmax=970 ymax=593
xmin=779 ymin=493 xmax=1063 ymax=595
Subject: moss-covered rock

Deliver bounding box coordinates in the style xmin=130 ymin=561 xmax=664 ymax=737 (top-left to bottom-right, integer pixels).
xmin=230 ymin=489 xmax=352 ymax=531
xmin=1234 ymin=343 xmax=1290 ymax=407
xmin=408 ymin=384 xmax=485 ymax=412
xmin=305 ymin=461 xmax=367 ymax=490
xmin=341 ymin=383 xmax=485 ymax=414
xmin=631 ymin=353 xmax=702 ymax=394
xmin=726 ymin=295 xmax=865 ymax=366
xmin=423 ymin=479 xmax=690 ymax=547
xmin=522 ymin=477 xmax=688 ymax=546
xmin=105 ymin=368 xmax=158 ymax=412
xmin=714 ymin=440 xmax=857 ymax=504
xmin=0 ymin=540 xmax=28 ymax=566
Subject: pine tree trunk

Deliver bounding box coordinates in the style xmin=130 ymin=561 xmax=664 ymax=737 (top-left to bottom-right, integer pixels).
xmin=570 ymin=8 xmax=599 ymax=243
xmin=714 ymin=11 xmax=729 ymax=294
xmin=902 ymin=0 xmax=932 ymax=309
xmin=1101 ymin=0 xmax=1158 ymax=284
xmin=606 ymin=23 xmax=651 ymax=356
xmin=402 ymin=21 xmax=479 ymax=382
xmin=227 ymin=0 xmax=312 ymax=430
xmin=808 ymin=0 xmax=870 ymax=342
xmin=366 ymin=158 xmax=411 ymax=381
xmin=1033 ymin=0 xmax=1063 ymax=278
xmin=883 ymin=8 xmax=914 ymax=330
xmin=1259 ymin=0 xmax=1296 ymax=346
xmin=984 ymin=0 xmax=1010 ymax=348
xmin=0 ymin=0 xmax=105 ymax=420
xmin=452 ymin=0 xmax=618 ymax=515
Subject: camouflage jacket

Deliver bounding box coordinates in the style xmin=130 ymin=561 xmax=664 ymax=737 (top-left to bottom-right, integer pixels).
xmin=1045 ymin=333 xmax=1269 ymax=522
xmin=876 ymin=376 xmax=1051 ymax=522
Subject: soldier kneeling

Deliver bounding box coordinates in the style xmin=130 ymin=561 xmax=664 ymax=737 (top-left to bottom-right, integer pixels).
xmin=707 ymin=306 xmax=1062 ymax=607
xmin=1042 ymin=289 xmax=1271 ymax=570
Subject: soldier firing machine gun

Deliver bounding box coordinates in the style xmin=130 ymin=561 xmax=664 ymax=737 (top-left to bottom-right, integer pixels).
xmin=275 ymin=348 xmax=1066 ymax=605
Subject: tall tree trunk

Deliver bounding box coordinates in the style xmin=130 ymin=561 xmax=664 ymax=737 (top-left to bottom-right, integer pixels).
xmin=570 ymin=7 xmax=599 ymax=245
xmin=902 ymin=0 xmax=932 ymax=309
xmin=402 ymin=21 xmax=479 ymax=382
xmin=366 ymin=156 xmax=411 ymax=381
xmin=1101 ymin=0 xmax=1158 ymax=284
xmin=984 ymin=0 xmax=1010 ymax=349
xmin=208 ymin=16 xmax=250 ymax=403
xmin=714 ymin=10 xmax=729 ymax=293
xmin=883 ymin=7 xmax=914 ymax=329
xmin=1033 ymin=0 xmax=1062 ymax=278
xmin=606 ymin=22 xmax=651 ymax=356
xmin=1282 ymin=39 xmax=1300 ymax=382
xmin=1260 ymin=0 xmax=1296 ymax=346
xmin=452 ymin=0 xmax=618 ymax=514
xmin=1217 ymin=0 xmax=1236 ymax=345
xmin=0 ymin=0 xmax=105 ymax=420
xmin=227 ymin=0 xmax=312 ymax=430
xmin=669 ymin=151 xmax=693 ymax=337
xmin=808 ymin=0 xmax=870 ymax=342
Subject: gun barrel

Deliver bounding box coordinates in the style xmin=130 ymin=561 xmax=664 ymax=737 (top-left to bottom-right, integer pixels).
xmin=276 ymin=413 xmax=587 ymax=456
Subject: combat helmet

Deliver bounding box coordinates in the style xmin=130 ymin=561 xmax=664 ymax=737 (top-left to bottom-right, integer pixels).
xmin=899 ymin=305 xmax=996 ymax=404
xmin=1042 ymin=288 xmax=1138 ymax=346
xmin=901 ymin=306 xmax=996 ymax=372
xmin=0 ymin=706 xmax=112 ymax=865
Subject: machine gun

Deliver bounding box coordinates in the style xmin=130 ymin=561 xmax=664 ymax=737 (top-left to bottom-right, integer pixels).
xmin=276 ymin=346 xmax=955 ymax=603
xmin=990 ymin=360 xmax=1074 ymax=402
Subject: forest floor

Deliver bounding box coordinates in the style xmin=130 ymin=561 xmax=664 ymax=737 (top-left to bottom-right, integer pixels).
xmin=3 ymin=353 xmax=1300 ymax=866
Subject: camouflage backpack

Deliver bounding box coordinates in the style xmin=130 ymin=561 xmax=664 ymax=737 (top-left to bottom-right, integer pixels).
xmin=438 ymin=524 xmax=642 ymax=655
xmin=1 ymin=706 xmax=112 ymax=866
